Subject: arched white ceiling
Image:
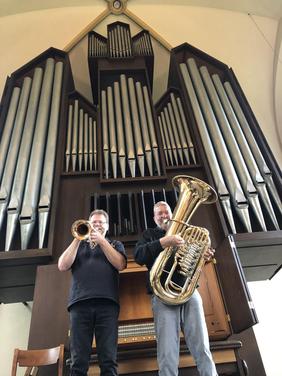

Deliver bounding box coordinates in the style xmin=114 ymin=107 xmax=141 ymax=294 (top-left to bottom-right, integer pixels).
xmin=0 ymin=0 xmax=281 ymax=19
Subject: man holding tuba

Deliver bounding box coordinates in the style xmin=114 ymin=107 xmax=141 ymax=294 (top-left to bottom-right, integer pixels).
xmin=58 ymin=209 xmax=127 ymax=376
xmin=134 ymin=201 xmax=217 ymax=376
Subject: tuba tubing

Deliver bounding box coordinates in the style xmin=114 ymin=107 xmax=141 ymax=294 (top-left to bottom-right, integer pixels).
xmin=150 ymin=175 xmax=217 ymax=305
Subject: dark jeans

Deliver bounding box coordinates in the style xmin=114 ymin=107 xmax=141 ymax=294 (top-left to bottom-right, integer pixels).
xmin=69 ymin=298 xmax=119 ymax=376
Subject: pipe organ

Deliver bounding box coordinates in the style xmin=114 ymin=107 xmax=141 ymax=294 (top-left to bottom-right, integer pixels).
xmin=178 ymin=57 xmax=281 ymax=234
xmin=0 ymin=54 xmax=69 ymax=254
xmin=100 ymin=74 xmax=162 ymax=179
xmin=108 ymin=22 xmax=132 ymax=58
xmin=91 ymin=191 xmax=137 ymax=237
xmin=0 ymin=19 xmax=281 ymax=376
xmin=156 ymin=89 xmax=197 ymax=167
xmin=64 ymin=93 xmax=97 ymax=173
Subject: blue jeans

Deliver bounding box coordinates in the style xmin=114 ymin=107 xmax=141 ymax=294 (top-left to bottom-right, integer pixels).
xmin=152 ymin=290 xmax=218 ymax=376
xmin=69 ymin=299 xmax=119 ymax=376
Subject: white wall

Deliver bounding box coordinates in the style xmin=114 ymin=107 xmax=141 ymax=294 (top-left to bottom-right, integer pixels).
xmin=0 ymin=2 xmax=105 ymax=95
xmin=0 ymin=4 xmax=280 ymax=164
xmin=128 ymin=2 xmax=282 ymax=165
xmin=248 ymin=269 xmax=282 ymax=376
xmin=0 ymin=302 xmax=32 ymax=376
xmin=0 ymin=3 xmax=281 ymax=376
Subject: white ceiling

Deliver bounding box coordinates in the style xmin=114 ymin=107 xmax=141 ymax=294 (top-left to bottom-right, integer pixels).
xmin=0 ymin=0 xmax=282 ymax=19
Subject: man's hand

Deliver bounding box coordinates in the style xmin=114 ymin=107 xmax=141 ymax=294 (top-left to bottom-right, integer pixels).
xmin=203 ymin=247 xmax=215 ymax=262
xmin=89 ymin=230 xmax=126 ymax=271
xmin=89 ymin=229 xmax=104 ymax=246
xmin=160 ymin=234 xmax=185 ymax=249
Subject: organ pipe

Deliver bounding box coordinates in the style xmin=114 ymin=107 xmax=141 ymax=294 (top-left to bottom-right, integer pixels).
xmin=89 ymin=116 xmax=93 ymax=171
xmin=20 ymin=58 xmax=55 ymax=250
xmin=157 ymin=115 xmax=169 ymax=165
xmin=107 ymin=86 xmax=118 ymax=178
xmin=212 ymin=74 xmax=279 ymax=230
xmin=101 ymin=90 xmax=110 ymax=178
xmin=176 ymin=97 xmax=196 ymax=164
xmin=120 ymin=74 xmax=136 ymax=177
xmin=200 ymin=66 xmax=267 ymax=231
xmin=71 ymin=100 xmax=79 ymax=171
xmin=135 ymin=81 xmax=153 ymax=176
xmin=128 ymin=77 xmax=145 ymax=177
xmin=180 ymin=62 xmax=236 ymax=233
xmin=0 ymin=77 xmax=32 ymax=233
xmin=78 ymin=108 xmax=84 ymax=171
xmin=143 ymin=86 xmax=161 ymax=175
xmin=0 ymin=87 xmax=21 ymax=182
xmin=93 ymin=119 xmax=97 ymax=170
xmin=84 ymin=112 xmax=89 ymax=171
xmin=163 ymin=106 xmax=178 ymax=165
xmin=114 ymin=81 xmax=126 ymax=178
xmin=65 ymin=104 xmax=73 ymax=172
xmin=167 ymin=102 xmax=184 ymax=164
xmin=169 ymin=93 xmax=190 ymax=164
xmin=224 ymin=81 xmax=282 ymax=218
xmin=160 ymin=111 xmax=173 ymax=165
xmin=38 ymin=61 xmax=64 ymax=249
xmin=5 ymin=68 xmax=43 ymax=251
xmin=186 ymin=58 xmax=252 ymax=232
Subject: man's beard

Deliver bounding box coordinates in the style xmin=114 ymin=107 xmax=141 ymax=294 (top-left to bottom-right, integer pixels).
xmin=158 ymin=219 xmax=170 ymax=231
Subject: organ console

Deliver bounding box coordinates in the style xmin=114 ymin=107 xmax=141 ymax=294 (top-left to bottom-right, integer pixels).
xmin=0 ymin=16 xmax=281 ymax=375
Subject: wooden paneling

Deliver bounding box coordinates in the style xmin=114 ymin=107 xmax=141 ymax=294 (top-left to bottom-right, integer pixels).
xmin=88 ymin=341 xmax=245 ymax=375
xmin=28 ymin=264 xmax=71 ymax=349
xmin=119 ymin=272 xmax=153 ymax=322
xmin=198 ymin=262 xmax=230 ymax=339
xmin=235 ymin=230 xmax=282 ymax=281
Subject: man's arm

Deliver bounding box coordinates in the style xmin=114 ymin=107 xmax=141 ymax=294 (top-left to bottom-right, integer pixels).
xmin=90 ymin=231 xmax=126 ymax=271
xmin=134 ymin=230 xmax=185 ymax=267
xmin=134 ymin=231 xmax=161 ymax=267
xmin=58 ymin=238 xmax=80 ymax=271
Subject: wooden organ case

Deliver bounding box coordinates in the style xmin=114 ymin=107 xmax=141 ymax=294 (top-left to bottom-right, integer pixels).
xmin=1 ymin=20 xmax=281 ymax=376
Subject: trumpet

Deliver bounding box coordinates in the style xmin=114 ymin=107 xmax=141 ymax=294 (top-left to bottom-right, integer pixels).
xmin=71 ymin=219 xmax=96 ymax=249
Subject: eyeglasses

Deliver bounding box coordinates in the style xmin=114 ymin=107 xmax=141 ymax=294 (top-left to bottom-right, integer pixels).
xmin=91 ymin=221 xmax=107 ymax=225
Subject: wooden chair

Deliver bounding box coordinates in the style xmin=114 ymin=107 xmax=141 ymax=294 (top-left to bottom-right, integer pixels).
xmin=11 ymin=344 xmax=64 ymax=376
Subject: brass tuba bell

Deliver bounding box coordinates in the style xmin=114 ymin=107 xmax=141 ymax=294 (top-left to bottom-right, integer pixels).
xmin=150 ymin=175 xmax=217 ymax=305
xmin=71 ymin=219 xmax=96 ymax=248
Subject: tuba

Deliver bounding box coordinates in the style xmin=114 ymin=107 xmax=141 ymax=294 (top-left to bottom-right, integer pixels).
xmin=150 ymin=175 xmax=217 ymax=305
xmin=71 ymin=219 xmax=96 ymax=248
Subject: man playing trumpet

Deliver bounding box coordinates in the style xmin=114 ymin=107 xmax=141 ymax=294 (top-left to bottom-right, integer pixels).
xmin=58 ymin=209 xmax=127 ymax=376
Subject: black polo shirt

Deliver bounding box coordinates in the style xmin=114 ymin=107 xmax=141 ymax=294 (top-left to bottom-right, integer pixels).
xmin=134 ymin=226 xmax=201 ymax=295
xmin=68 ymin=239 xmax=126 ymax=309
xmin=134 ymin=227 xmax=165 ymax=293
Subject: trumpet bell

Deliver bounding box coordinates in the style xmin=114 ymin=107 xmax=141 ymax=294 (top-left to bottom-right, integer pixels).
xmin=71 ymin=219 xmax=92 ymax=241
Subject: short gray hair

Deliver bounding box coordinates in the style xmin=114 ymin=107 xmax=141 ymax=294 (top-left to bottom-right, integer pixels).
xmin=89 ymin=209 xmax=109 ymax=223
xmin=153 ymin=201 xmax=171 ymax=214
